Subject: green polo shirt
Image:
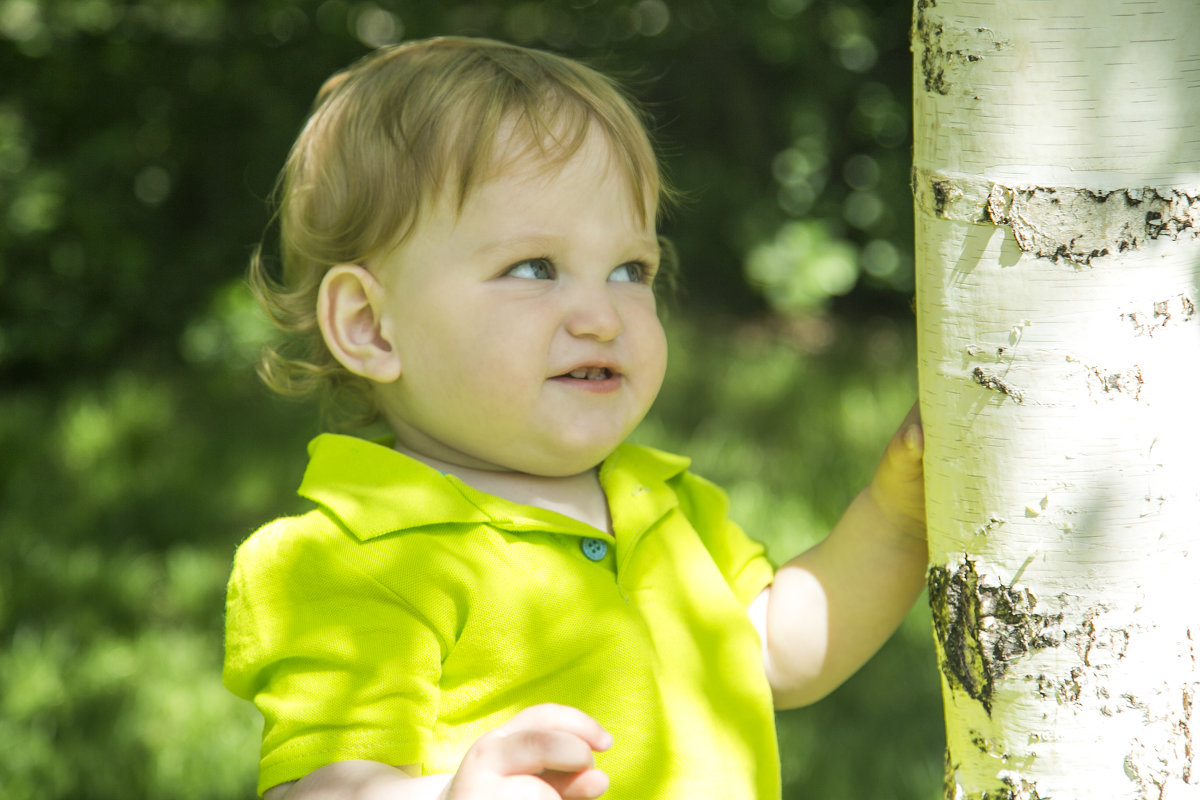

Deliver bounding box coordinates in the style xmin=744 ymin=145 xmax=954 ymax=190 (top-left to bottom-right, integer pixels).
xmin=224 ymin=434 xmax=779 ymax=798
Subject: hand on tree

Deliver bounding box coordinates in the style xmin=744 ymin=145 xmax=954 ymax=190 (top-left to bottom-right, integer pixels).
xmin=440 ymin=704 xmax=612 ymax=800
xmin=867 ymin=401 xmax=927 ymax=546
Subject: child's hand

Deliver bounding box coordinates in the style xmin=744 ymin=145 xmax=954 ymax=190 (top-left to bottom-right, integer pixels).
xmin=441 ymin=704 xmax=612 ymax=800
xmin=866 ymin=401 xmax=926 ymax=545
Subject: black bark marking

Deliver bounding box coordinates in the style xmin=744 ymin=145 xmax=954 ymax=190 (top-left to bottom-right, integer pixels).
xmin=914 ymin=4 xmax=1006 ymax=98
xmin=972 ymin=366 xmax=1024 ymax=403
xmin=931 ymin=178 xmax=954 ymax=216
xmin=928 ymin=558 xmax=1064 ymax=716
xmin=914 ymin=0 xmax=951 ymax=95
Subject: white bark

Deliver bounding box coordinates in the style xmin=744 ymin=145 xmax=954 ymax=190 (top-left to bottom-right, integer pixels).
xmin=912 ymin=1 xmax=1200 ymax=798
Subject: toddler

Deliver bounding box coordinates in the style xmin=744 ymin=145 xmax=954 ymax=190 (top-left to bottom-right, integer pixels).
xmin=223 ymin=36 xmax=928 ymax=800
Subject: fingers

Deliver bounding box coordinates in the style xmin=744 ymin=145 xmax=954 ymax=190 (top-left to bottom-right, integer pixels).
xmin=875 ymin=401 xmax=923 ymax=484
xmin=493 ymin=772 xmax=608 ymax=800
xmin=868 ymin=401 xmax=927 ymax=542
xmin=486 ymin=728 xmax=597 ymax=777
xmin=881 ymin=401 xmax=926 ymax=483
xmin=495 ymin=704 xmax=613 ymax=755
xmin=895 ymin=400 xmax=924 ymax=456
xmin=902 ymin=398 xmax=922 ymax=427
xmin=448 ymin=705 xmax=612 ymax=800
xmin=486 ymin=768 xmax=608 ymax=800
xmin=540 ymin=767 xmax=610 ymax=799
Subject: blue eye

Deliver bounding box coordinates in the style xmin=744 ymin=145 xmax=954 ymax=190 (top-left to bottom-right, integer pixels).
xmin=506 ymin=258 xmax=554 ymax=279
xmin=609 ymin=262 xmax=649 ymax=283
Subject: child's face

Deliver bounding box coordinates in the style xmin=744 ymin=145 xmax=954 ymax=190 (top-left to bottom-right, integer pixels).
xmin=372 ymin=126 xmax=668 ymax=477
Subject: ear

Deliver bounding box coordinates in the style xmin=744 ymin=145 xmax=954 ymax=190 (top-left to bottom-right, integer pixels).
xmin=317 ymin=264 xmax=402 ymax=383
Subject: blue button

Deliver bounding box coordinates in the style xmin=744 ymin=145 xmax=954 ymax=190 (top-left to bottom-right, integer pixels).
xmin=581 ymin=537 xmax=608 ymax=561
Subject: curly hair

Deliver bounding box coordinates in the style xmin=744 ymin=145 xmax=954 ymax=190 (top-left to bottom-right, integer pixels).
xmin=249 ymin=36 xmax=674 ymax=429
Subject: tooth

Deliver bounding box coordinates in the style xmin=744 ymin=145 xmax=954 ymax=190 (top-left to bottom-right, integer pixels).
xmin=564 ymin=367 xmax=613 ymax=380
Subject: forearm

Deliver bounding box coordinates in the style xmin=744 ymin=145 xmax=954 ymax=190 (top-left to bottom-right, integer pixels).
xmin=265 ymin=762 xmax=450 ymax=800
xmin=763 ymin=486 xmax=928 ymax=709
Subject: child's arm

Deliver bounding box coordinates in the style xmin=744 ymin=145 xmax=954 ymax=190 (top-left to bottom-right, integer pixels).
xmin=261 ymin=704 xmax=612 ymax=800
xmin=751 ymin=404 xmax=927 ymax=709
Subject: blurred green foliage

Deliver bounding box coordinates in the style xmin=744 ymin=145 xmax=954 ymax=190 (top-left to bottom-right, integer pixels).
xmin=0 ymin=0 xmax=939 ymax=797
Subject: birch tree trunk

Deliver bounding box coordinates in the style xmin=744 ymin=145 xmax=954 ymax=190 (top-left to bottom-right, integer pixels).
xmin=912 ymin=1 xmax=1200 ymax=797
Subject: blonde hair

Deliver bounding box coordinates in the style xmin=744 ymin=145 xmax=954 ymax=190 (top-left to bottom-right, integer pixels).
xmin=250 ymin=36 xmax=673 ymax=428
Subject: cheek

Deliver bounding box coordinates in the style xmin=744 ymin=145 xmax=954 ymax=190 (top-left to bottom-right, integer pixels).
xmin=633 ymin=313 xmax=669 ymax=385
xmin=650 ymin=331 xmax=669 ymax=391
xmin=442 ymin=313 xmax=549 ymax=384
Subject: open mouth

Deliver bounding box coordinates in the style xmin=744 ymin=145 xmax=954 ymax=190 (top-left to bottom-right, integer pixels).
xmin=561 ymin=366 xmax=615 ymax=381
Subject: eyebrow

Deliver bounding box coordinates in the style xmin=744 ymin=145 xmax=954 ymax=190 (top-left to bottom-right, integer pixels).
xmin=474 ymin=232 xmax=661 ymax=260
xmin=473 ymin=233 xmax=560 ymax=257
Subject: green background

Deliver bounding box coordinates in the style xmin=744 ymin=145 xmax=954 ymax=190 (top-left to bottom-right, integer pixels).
xmin=0 ymin=1 xmax=943 ymax=797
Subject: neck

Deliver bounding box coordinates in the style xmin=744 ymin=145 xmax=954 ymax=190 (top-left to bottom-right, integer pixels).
xmin=398 ymin=449 xmax=612 ymax=534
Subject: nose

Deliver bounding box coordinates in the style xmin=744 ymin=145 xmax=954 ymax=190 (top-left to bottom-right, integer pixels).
xmin=563 ymin=280 xmax=623 ymax=342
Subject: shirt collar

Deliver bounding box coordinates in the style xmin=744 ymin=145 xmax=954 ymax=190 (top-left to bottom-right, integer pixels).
xmin=297 ymin=433 xmax=691 ymax=542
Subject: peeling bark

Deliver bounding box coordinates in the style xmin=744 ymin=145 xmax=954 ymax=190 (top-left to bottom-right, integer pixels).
xmin=913 ymin=168 xmax=1200 ymax=266
xmin=1084 ymin=364 xmax=1143 ymax=400
xmin=1123 ymin=294 xmax=1197 ymax=337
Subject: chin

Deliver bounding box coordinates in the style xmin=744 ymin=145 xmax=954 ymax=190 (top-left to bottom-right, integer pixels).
xmin=517 ymin=443 xmax=618 ymax=477
xmin=528 ymin=456 xmax=610 ymax=478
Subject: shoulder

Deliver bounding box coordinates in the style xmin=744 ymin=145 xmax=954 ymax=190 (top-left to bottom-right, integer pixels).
xmin=230 ymin=502 xmax=478 ymax=596
xmin=231 ymin=508 xmax=343 ymax=575
xmin=224 ymin=507 xmax=466 ymax=665
xmin=226 ymin=509 xmax=366 ymax=619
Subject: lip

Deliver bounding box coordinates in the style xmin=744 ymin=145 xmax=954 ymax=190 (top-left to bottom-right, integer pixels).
xmin=549 ymin=362 xmax=624 ymax=393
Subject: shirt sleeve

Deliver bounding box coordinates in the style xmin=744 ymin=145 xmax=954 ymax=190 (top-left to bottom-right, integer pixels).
xmin=669 ymin=470 xmax=777 ymax=607
xmin=223 ymin=513 xmax=449 ymax=796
